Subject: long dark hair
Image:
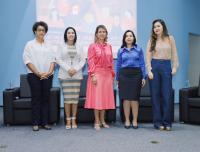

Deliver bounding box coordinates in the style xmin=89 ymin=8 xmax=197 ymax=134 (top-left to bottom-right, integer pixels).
xmin=94 ymin=25 xmax=108 ymax=42
xmin=121 ymin=30 xmax=136 ymax=48
xmin=64 ymin=27 xmax=77 ymax=45
xmin=150 ymin=19 xmax=169 ymax=51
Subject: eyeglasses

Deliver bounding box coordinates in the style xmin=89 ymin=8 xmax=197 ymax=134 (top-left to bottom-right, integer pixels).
xmin=36 ymin=28 xmax=45 ymax=32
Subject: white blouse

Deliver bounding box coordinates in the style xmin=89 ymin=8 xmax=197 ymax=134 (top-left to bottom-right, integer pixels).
xmin=23 ymin=39 xmax=56 ymax=73
xmin=56 ymin=44 xmax=85 ymax=79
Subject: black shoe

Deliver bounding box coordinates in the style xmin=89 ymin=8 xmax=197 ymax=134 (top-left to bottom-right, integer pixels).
xmin=124 ymin=125 xmax=131 ymax=129
xmin=132 ymin=125 xmax=138 ymax=129
xmin=42 ymin=125 xmax=52 ymax=130
xmin=32 ymin=125 xmax=39 ymax=131
xmin=124 ymin=122 xmax=131 ymax=129
xmin=132 ymin=122 xmax=138 ymax=129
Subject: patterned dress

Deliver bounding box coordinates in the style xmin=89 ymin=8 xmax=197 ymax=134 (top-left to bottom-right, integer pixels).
xmin=57 ymin=44 xmax=85 ymax=104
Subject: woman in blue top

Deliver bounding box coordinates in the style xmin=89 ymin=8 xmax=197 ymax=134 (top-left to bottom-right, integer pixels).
xmin=116 ymin=30 xmax=146 ymax=129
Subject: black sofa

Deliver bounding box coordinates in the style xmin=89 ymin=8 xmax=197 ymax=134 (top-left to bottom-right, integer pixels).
xmin=3 ymin=74 xmax=60 ymax=125
xmin=179 ymin=77 xmax=200 ymax=124
xmin=64 ymin=75 xmax=116 ymax=123
xmin=120 ymin=79 xmax=175 ymax=122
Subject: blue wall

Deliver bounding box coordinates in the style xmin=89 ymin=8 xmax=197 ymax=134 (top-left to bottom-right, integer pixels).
xmin=0 ymin=0 xmax=36 ymax=105
xmin=0 ymin=0 xmax=200 ymax=105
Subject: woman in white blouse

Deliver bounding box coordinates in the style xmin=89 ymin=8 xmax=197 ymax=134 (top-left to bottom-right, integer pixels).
xmin=56 ymin=27 xmax=85 ymax=129
xmin=23 ymin=21 xmax=55 ymax=131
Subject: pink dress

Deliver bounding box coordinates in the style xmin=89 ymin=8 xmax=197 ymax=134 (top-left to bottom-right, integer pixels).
xmin=84 ymin=43 xmax=115 ymax=110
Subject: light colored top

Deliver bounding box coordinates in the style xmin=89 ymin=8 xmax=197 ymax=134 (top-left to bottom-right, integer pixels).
xmin=146 ymin=35 xmax=179 ymax=73
xmin=23 ymin=39 xmax=55 ymax=73
xmin=56 ymin=44 xmax=85 ymax=79
xmin=87 ymin=43 xmax=115 ymax=77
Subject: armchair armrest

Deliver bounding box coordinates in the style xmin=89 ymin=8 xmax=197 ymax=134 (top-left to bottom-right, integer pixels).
xmin=3 ymin=87 xmax=20 ymax=124
xmin=49 ymin=87 xmax=60 ymax=124
xmin=180 ymin=87 xmax=199 ymax=97
xmin=179 ymin=87 xmax=198 ymax=122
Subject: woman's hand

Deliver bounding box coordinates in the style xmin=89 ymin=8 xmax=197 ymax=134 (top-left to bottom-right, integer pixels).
xmin=142 ymin=79 xmax=146 ymax=87
xmin=148 ymin=71 xmax=154 ymax=80
xmin=91 ymin=75 xmax=97 ymax=85
xmin=68 ymin=69 xmax=77 ymax=77
xmin=40 ymin=72 xmax=49 ymax=80
xmin=171 ymin=67 xmax=177 ymax=75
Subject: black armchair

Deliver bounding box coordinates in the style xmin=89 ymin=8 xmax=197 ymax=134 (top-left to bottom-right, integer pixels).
xmin=179 ymin=77 xmax=200 ymax=124
xmin=64 ymin=75 xmax=116 ymax=123
xmin=3 ymin=74 xmax=60 ymax=125
xmin=120 ymin=79 xmax=175 ymax=122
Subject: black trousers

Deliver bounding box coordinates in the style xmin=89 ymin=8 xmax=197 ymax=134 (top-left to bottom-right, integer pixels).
xmin=28 ymin=73 xmax=53 ymax=126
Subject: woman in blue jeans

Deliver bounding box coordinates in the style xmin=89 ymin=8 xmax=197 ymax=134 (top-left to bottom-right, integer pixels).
xmin=146 ymin=19 xmax=179 ymax=131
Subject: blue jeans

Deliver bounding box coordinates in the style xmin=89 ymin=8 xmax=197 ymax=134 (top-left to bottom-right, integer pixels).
xmin=150 ymin=59 xmax=172 ymax=128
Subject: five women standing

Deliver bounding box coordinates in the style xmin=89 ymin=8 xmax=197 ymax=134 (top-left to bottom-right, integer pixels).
xmin=23 ymin=19 xmax=179 ymax=131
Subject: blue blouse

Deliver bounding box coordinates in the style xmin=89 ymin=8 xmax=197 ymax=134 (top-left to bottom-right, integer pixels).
xmin=116 ymin=44 xmax=146 ymax=80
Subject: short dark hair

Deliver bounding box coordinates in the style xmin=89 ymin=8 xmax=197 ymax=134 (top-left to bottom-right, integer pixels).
xmin=32 ymin=21 xmax=48 ymax=34
xmin=64 ymin=27 xmax=77 ymax=44
xmin=121 ymin=30 xmax=136 ymax=48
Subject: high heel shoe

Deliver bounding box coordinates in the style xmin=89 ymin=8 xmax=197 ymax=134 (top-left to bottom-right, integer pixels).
xmin=124 ymin=125 xmax=131 ymax=129
xmin=32 ymin=125 xmax=39 ymax=131
xmin=132 ymin=125 xmax=138 ymax=129
xmin=165 ymin=126 xmax=172 ymax=131
xmin=159 ymin=126 xmax=165 ymax=131
xmin=42 ymin=125 xmax=52 ymax=130
xmin=65 ymin=117 xmax=71 ymax=130
xmin=132 ymin=122 xmax=138 ymax=129
xmin=101 ymin=122 xmax=109 ymax=128
xmin=94 ymin=123 xmax=101 ymax=131
xmin=71 ymin=117 xmax=77 ymax=129
xmin=124 ymin=121 xmax=131 ymax=129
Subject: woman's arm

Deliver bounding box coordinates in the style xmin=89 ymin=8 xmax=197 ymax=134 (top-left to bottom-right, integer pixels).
xmin=170 ymin=36 xmax=179 ymax=74
xmin=146 ymin=39 xmax=153 ymax=74
xmin=74 ymin=46 xmax=86 ymax=72
xmin=87 ymin=44 xmax=96 ymax=76
xmin=139 ymin=48 xmax=146 ymax=80
xmin=109 ymin=45 xmax=115 ymax=78
xmin=55 ymin=46 xmax=71 ymax=72
xmin=23 ymin=43 xmax=41 ymax=77
xmin=116 ymin=49 xmax=122 ymax=81
xmin=146 ymin=39 xmax=154 ymax=79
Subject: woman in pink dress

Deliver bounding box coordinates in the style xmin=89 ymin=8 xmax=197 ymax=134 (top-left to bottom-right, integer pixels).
xmin=85 ymin=25 xmax=115 ymax=130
